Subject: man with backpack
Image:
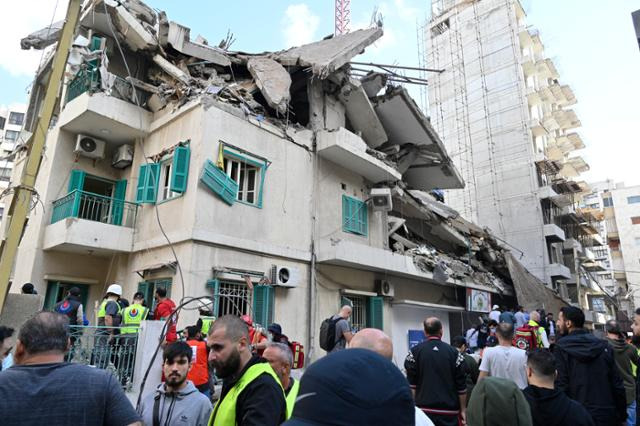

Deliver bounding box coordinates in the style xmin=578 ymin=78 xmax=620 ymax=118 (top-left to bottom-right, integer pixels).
xmin=319 ymin=305 xmax=353 ymax=353
xmin=528 ymin=311 xmax=550 ymax=349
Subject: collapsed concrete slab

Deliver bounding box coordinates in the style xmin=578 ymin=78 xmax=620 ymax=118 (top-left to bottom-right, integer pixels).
xmin=102 ymin=0 xmax=157 ymax=51
xmin=166 ymin=22 xmax=231 ymax=67
xmin=247 ymin=57 xmax=291 ymax=115
xmin=373 ymin=87 xmax=464 ymax=190
xmin=21 ymin=21 xmax=64 ymax=50
xmin=360 ymin=72 xmax=388 ymax=98
xmin=338 ymin=78 xmax=387 ymax=148
xmin=274 ymin=28 xmax=383 ymax=79
xmin=152 ymin=54 xmax=191 ymax=85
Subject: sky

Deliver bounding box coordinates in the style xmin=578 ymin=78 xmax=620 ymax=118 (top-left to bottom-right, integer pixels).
xmin=1 ymin=0 xmax=639 ymax=185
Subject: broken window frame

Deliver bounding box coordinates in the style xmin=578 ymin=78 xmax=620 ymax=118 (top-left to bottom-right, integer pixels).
xmin=222 ymin=147 xmax=266 ymax=208
xmin=158 ymin=155 xmax=181 ymax=203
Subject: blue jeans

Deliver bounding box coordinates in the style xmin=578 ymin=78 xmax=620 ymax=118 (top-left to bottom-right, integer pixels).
xmin=628 ymin=400 xmax=636 ymax=426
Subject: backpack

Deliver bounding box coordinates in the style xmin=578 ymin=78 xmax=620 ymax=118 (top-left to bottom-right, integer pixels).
xmin=289 ymin=341 xmax=305 ymax=369
xmin=513 ymin=324 xmax=539 ymax=351
xmin=319 ymin=316 xmax=341 ymax=351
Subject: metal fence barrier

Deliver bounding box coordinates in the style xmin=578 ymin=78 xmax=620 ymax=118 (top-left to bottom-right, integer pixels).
xmin=67 ymin=325 xmax=139 ymax=390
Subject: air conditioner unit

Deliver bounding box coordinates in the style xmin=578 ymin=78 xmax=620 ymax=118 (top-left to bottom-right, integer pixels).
xmin=377 ymin=279 xmax=395 ymax=298
xmin=112 ymin=144 xmax=134 ymax=169
xmin=270 ymin=265 xmax=299 ymax=288
xmin=75 ymin=134 xmax=106 ymax=160
xmin=370 ymin=188 xmax=392 ymax=212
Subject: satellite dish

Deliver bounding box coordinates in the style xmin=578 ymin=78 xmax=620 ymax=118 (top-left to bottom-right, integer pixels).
xmin=79 ymin=137 xmax=97 ymax=152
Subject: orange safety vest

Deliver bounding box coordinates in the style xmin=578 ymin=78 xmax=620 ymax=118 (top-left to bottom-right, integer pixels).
xmin=186 ymin=339 xmax=209 ymax=386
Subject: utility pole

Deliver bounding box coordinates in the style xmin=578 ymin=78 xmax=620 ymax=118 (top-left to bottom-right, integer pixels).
xmin=0 ymin=0 xmax=82 ymax=313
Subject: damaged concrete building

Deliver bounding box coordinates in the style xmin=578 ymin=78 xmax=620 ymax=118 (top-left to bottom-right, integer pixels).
xmin=9 ymin=0 xmax=564 ymax=362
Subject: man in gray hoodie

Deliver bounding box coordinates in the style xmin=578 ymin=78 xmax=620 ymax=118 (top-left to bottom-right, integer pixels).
xmin=605 ymin=320 xmax=639 ymax=425
xmin=139 ymin=341 xmax=212 ymax=426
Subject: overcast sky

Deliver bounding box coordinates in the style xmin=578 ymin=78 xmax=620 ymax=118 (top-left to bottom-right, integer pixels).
xmin=1 ymin=0 xmax=638 ymax=186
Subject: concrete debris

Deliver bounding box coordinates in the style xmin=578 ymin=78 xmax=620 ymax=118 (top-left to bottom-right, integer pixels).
xmin=21 ymin=21 xmax=64 ymax=50
xmin=152 ymin=54 xmax=192 ymax=85
xmin=247 ymin=57 xmax=292 ymax=115
xmin=338 ymin=77 xmax=388 ymax=148
xmin=360 ymin=72 xmax=388 ymax=98
xmin=274 ymin=28 xmax=383 ymax=78
xmin=166 ymin=22 xmax=231 ymax=67
xmin=373 ymin=86 xmax=464 ymax=190
xmin=103 ymin=0 xmax=158 ymax=52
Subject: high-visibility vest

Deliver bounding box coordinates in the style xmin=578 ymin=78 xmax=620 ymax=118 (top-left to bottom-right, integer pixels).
xmin=285 ymin=378 xmax=300 ymax=419
xmin=186 ymin=339 xmax=209 ymax=386
xmin=97 ymin=299 xmax=122 ymax=325
xmin=120 ymin=304 xmax=148 ymax=334
xmin=200 ymin=316 xmax=215 ymax=336
xmin=209 ymin=362 xmax=283 ymax=426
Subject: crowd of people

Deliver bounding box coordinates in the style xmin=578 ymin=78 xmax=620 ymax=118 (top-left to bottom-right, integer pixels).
xmin=3 ymin=291 xmax=640 ymax=425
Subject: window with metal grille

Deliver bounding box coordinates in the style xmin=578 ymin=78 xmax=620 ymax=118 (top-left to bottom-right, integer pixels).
xmin=217 ymin=281 xmax=251 ymax=317
xmin=344 ymin=295 xmax=367 ymax=332
xmin=341 ymin=294 xmax=384 ymax=332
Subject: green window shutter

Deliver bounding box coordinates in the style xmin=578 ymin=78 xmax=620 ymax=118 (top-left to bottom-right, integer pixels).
xmin=257 ymin=164 xmax=267 ymax=209
xmin=143 ymin=163 xmax=161 ymax=204
xmin=342 ymin=196 xmax=368 ymax=236
xmin=171 ymin=145 xmax=190 ymax=193
xmin=156 ymin=279 xmax=172 ymax=298
xmin=68 ymin=170 xmax=85 ymax=193
xmin=206 ymin=279 xmax=220 ymax=316
xmin=111 ymin=179 xmax=127 ymax=226
xmin=200 ymin=160 xmax=239 ymax=205
xmin=137 ymin=282 xmax=151 ymax=308
xmin=253 ymin=285 xmax=274 ymax=327
xmin=367 ymin=297 xmax=384 ymax=330
xmin=68 ymin=170 xmax=85 ymax=218
xmin=44 ymin=282 xmax=61 ymax=310
xmin=136 ymin=164 xmax=148 ymax=203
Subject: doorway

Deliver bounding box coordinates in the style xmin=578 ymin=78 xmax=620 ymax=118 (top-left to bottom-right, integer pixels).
xmin=44 ymin=281 xmax=90 ymax=311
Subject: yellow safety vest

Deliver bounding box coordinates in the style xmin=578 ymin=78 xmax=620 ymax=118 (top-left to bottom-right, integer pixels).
xmin=528 ymin=320 xmax=545 ymax=348
xmin=120 ymin=304 xmax=148 ymax=334
xmin=285 ymin=378 xmax=300 ymax=419
xmin=209 ymin=363 xmax=283 ymax=426
xmin=200 ymin=316 xmax=215 ymax=336
xmin=97 ymin=299 xmax=122 ymax=319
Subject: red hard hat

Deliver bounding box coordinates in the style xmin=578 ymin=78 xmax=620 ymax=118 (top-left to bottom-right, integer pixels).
xmin=241 ymin=315 xmax=253 ymax=326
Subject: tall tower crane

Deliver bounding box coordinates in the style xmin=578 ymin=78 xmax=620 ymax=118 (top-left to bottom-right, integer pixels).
xmin=335 ymin=0 xmax=350 ymax=35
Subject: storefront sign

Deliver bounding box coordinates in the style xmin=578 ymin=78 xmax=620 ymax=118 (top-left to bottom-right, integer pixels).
xmin=466 ymin=288 xmax=491 ymax=313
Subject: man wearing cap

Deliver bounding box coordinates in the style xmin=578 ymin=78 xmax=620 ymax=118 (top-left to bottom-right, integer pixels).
xmin=284 ymin=348 xmax=415 ymax=425
xmin=263 ymin=342 xmax=299 ymax=420
xmin=94 ymin=284 xmax=123 ymax=368
xmin=196 ymin=299 xmax=216 ymax=337
xmin=256 ymin=323 xmax=290 ymax=353
xmin=606 ymin=319 xmax=639 ymax=425
xmin=21 ymin=282 xmax=37 ymax=295
xmin=489 ymin=305 xmax=501 ymax=323
xmin=405 ymin=317 xmax=467 ymax=426
xmin=207 ymin=315 xmax=286 ymax=425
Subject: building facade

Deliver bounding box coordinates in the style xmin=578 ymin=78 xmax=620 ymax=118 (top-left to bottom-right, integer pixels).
xmin=0 ymin=105 xmax=25 ymax=221
xmin=424 ymin=0 xmax=616 ymax=325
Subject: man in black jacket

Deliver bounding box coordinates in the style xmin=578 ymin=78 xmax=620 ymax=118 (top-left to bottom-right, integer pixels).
xmin=554 ymin=306 xmax=626 ymax=426
xmin=405 ymin=317 xmax=467 ymax=426
xmin=523 ymin=348 xmax=594 ymax=426
xmin=207 ymin=315 xmax=286 ymax=426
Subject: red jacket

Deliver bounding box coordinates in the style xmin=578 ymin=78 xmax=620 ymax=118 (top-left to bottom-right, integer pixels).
xmin=154 ymin=298 xmax=177 ymax=342
xmin=186 ymin=339 xmax=209 ymax=386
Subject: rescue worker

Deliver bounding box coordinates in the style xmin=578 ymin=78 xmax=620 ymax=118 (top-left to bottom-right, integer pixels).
xmin=207 ymin=315 xmax=286 ymax=425
xmin=528 ymin=311 xmax=550 ymax=348
xmin=263 ymin=342 xmax=299 ymax=419
xmin=185 ymin=326 xmax=211 ymax=398
xmin=119 ymin=292 xmax=148 ymax=383
xmin=196 ymin=298 xmax=216 ymax=337
xmin=93 ymin=283 xmax=123 ymax=369
xmin=54 ymin=287 xmax=83 ymax=329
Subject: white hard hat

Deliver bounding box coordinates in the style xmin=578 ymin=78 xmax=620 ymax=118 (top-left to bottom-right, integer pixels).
xmin=106 ymin=283 xmax=122 ymax=296
xmin=198 ymin=297 xmax=214 ymax=310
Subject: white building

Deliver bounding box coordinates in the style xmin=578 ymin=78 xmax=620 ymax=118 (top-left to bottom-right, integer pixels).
xmin=0 ymin=105 xmax=26 ymax=221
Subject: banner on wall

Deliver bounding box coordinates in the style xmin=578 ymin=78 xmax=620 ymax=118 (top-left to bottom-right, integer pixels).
xmin=466 ymin=288 xmax=491 ymax=313
xmin=408 ymin=329 xmax=426 ymax=349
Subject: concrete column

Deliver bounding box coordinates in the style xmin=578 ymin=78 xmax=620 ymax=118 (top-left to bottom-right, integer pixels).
xmin=130 ymin=320 xmax=164 ymax=403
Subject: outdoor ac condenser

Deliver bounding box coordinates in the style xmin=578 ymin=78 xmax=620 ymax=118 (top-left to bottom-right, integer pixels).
xmin=370 ymin=188 xmax=393 ymax=212
xmin=270 ymin=265 xmax=299 ymax=288
xmin=376 ymin=279 xmax=395 ymax=298
xmin=74 ymin=134 xmax=106 ymax=160
xmin=112 ymin=144 xmax=134 ymax=169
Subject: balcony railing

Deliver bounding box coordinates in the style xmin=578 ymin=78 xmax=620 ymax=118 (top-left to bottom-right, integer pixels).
xmin=66 ymin=66 xmax=101 ymax=103
xmin=51 ymin=190 xmax=138 ymax=228
xmin=67 ymin=326 xmax=138 ymax=390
